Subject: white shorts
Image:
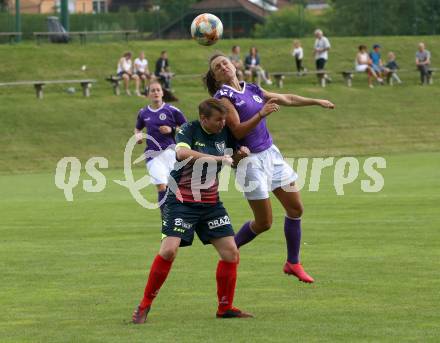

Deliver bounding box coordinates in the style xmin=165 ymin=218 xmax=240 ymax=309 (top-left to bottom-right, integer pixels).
xmin=355 ymin=64 xmax=369 ymax=72
xmin=235 ymin=145 xmax=298 ymax=200
xmin=146 ymin=148 xmax=176 ymax=185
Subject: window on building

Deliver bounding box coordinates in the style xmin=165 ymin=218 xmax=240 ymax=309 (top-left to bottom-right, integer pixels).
xmin=93 ymin=0 xmax=106 ymax=13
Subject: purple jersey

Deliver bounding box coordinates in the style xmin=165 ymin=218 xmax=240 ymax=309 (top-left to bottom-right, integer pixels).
xmin=135 ymin=103 xmax=187 ymax=158
xmin=214 ymin=82 xmax=272 ymax=153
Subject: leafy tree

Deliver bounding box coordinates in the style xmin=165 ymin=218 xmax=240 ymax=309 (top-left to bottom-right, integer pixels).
xmin=327 ymin=0 xmax=440 ymax=36
xmin=253 ymin=5 xmax=317 ymax=38
xmin=156 ymin=0 xmax=200 ymax=19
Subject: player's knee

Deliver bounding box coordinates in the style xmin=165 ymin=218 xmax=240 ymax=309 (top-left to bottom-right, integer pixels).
xmin=254 ymin=218 xmax=272 ymax=232
xmin=286 ymin=203 xmax=304 ymax=218
xmin=223 ymin=246 xmax=239 ymax=263
xmin=159 ymin=247 xmax=178 ymax=261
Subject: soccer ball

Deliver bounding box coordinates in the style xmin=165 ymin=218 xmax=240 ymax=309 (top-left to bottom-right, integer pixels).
xmin=190 ymin=13 xmax=223 ymax=46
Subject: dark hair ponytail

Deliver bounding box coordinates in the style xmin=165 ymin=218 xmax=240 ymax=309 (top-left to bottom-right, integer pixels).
xmin=203 ymin=70 xmax=219 ymax=96
xmin=203 ymin=53 xmax=227 ymax=96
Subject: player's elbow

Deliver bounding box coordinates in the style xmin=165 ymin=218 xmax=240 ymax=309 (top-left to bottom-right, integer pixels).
xmin=231 ymin=127 xmax=246 ymax=140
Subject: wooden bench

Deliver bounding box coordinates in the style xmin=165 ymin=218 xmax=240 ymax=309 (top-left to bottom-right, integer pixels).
xmin=34 ymin=30 xmax=138 ymax=45
xmin=341 ymin=71 xmax=356 ymax=87
xmin=106 ymin=72 xmax=196 ymax=96
xmin=0 ymin=32 xmax=22 ymax=44
xmin=343 ymin=69 xmax=403 ymax=87
xmin=106 ymin=75 xmax=123 ymax=96
xmin=105 ymin=75 xmax=179 ymax=101
xmin=271 ymin=71 xmax=330 ymax=88
xmin=0 ymin=79 xmax=96 ymax=99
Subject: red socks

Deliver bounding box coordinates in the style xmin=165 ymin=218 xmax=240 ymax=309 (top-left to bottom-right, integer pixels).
xmin=139 ymin=255 xmax=238 ymax=314
xmin=216 ymin=260 xmax=238 ymax=313
xmin=140 ymin=254 xmax=173 ymax=310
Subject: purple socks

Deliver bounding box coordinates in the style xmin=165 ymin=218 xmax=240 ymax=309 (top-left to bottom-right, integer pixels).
xmin=284 ymin=216 xmax=302 ymax=264
xmin=234 ymin=221 xmax=257 ymax=248
xmin=235 ymin=217 xmax=302 ymax=263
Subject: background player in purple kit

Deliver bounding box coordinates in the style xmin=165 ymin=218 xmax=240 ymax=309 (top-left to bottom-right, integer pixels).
xmin=135 ymin=81 xmax=187 ymax=211
xmin=204 ymin=54 xmax=335 ymax=283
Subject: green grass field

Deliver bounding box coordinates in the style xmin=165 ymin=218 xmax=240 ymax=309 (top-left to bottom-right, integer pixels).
xmin=1 ymin=37 xmax=440 ymax=342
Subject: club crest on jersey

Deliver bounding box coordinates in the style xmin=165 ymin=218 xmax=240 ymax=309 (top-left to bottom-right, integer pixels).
xmin=253 ymin=95 xmax=263 ymax=103
xmin=159 ymin=113 xmax=167 ymax=120
xmin=215 ymin=141 xmax=226 ymax=154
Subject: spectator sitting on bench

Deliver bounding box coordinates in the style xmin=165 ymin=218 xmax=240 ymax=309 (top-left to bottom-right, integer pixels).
xmin=244 ymin=47 xmax=272 ymax=85
xmin=292 ymin=39 xmax=307 ymax=75
xmin=134 ymin=51 xmax=155 ymax=93
xmin=117 ymin=52 xmax=141 ymax=96
xmin=369 ymin=44 xmax=388 ymax=80
xmin=416 ymin=42 xmax=431 ymax=85
xmin=229 ymin=45 xmax=245 ymax=81
xmin=155 ymin=50 xmax=173 ymax=91
xmin=355 ymin=44 xmax=383 ymax=88
xmin=385 ymin=52 xmax=402 ymax=84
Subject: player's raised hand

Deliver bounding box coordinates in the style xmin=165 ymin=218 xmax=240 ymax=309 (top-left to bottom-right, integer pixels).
xmin=159 ymin=125 xmax=173 ymax=134
xmin=317 ymin=99 xmax=335 ymax=109
xmin=260 ymin=98 xmax=280 ymax=118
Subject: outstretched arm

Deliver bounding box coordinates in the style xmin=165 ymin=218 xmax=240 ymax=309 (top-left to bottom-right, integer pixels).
xmin=262 ymin=89 xmax=335 ymax=109
xmin=176 ymin=146 xmax=232 ymax=165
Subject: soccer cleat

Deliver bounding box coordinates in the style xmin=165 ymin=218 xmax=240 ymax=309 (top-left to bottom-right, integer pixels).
xmin=132 ymin=305 xmax=151 ymax=324
xmin=216 ymin=307 xmax=253 ymax=319
xmin=283 ymin=262 xmax=314 ymax=283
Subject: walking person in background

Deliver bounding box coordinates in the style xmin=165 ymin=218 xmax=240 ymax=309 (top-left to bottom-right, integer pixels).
xmin=313 ymin=29 xmax=331 ymax=83
xmin=416 ymin=42 xmax=431 ymax=85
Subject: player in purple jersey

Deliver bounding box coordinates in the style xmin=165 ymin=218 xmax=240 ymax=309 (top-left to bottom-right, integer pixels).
xmin=204 ymin=54 xmax=335 ymax=283
xmin=135 ymin=81 xmax=187 ymax=211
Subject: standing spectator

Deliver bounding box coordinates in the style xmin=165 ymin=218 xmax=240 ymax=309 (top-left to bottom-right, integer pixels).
xmin=313 ymin=29 xmax=331 ymax=82
xmin=134 ymin=51 xmax=154 ymax=93
xmin=416 ymin=42 xmax=431 ymax=85
xmin=155 ymin=51 xmax=173 ymax=91
xmin=355 ymin=45 xmax=383 ymax=88
xmin=369 ymin=44 xmax=387 ymax=80
xmin=117 ymin=52 xmax=141 ymax=96
xmin=244 ymin=47 xmax=272 ymax=86
xmin=385 ymin=52 xmax=402 ymax=84
xmin=229 ymin=45 xmax=245 ymax=81
xmin=292 ymin=39 xmax=307 ymax=75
